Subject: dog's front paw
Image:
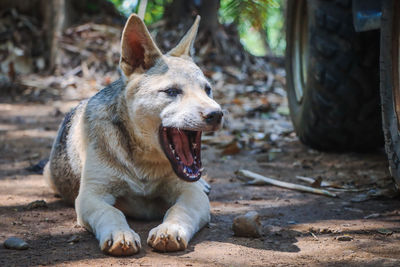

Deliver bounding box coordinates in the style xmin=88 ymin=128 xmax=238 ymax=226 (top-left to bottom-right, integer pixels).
xmin=100 ymin=228 xmax=141 ymax=256
xmin=147 ymin=223 xmax=189 ymax=252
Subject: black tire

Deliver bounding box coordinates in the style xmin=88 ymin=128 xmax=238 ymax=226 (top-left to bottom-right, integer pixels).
xmin=380 ymin=0 xmax=400 ymax=187
xmin=285 ymin=0 xmax=383 ymax=151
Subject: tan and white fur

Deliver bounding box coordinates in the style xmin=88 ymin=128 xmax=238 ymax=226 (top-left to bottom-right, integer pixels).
xmin=43 ymin=14 xmax=222 ymax=256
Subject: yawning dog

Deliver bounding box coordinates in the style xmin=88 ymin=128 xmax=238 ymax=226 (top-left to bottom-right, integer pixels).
xmin=43 ymin=14 xmax=223 ymax=256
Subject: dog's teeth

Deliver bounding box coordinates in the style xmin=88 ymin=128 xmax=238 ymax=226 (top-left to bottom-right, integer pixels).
xmin=200 ymin=167 xmax=204 ymax=172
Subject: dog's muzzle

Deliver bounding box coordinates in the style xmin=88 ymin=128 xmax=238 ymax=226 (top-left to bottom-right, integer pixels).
xmin=159 ymin=126 xmax=203 ymax=182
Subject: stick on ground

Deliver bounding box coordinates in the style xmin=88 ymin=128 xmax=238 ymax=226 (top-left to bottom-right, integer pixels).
xmin=236 ymin=169 xmax=337 ymax=198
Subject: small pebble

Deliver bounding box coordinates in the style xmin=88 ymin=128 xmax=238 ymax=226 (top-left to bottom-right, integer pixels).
xmin=232 ymin=211 xmax=263 ymax=238
xmin=26 ymin=200 xmax=47 ymax=210
xmin=336 ymin=235 xmax=353 ymax=241
xmin=377 ymin=228 xmax=393 ymax=235
xmin=4 ymin=237 xmax=29 ymax=250
xmin=66 ymin=235 xmax=80 ymax=243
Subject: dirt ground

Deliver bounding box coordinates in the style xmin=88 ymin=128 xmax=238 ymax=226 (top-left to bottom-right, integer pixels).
xmin=1 ymin=93 xmax=400 ymax=267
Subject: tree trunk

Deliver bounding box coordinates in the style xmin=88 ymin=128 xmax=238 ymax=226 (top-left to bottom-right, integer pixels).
xmin=46 ymin=0 xmax=67 ymax=73
xmin=162 ymin=0 xmax=250 ymax=66
xmin=1 ymin=0 xmax=123 ymax=73
xmin=164 ymin=0 xmax=220 ymax=30
xmin=198 ymin=0 xmax=220 ymax=32
xmin=164 ymin=0 xmax=188 ymax=26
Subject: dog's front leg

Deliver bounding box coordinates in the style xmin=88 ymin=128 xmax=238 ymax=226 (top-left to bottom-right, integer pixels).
xmin=76 ymin=184 xmax=141 ymax=256
xmin=147 ymin=182 xmax=210 ymax=252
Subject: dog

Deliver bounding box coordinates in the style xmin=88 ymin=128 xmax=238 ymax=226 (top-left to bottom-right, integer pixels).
xmin=43 ymin=14 xmax=223 ymax=256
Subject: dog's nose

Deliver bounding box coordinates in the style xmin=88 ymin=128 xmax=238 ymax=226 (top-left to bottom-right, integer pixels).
xmin=204 ymin=110 xmax=223 ymax=126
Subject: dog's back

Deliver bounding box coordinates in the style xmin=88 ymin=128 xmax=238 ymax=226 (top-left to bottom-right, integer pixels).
xmin=44 ymin=101 xmax=85 ymax=204
xmin=44 ymin=79 xmax=126 ymax=204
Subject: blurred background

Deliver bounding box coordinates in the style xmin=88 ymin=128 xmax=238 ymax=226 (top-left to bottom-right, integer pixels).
xmin=0 ymin=0 xmax=291 ymax=152
xmin=2 ymin=2 xmax=400 ymax=266
xmin=0 ymin=0 xmax=285 ymax=97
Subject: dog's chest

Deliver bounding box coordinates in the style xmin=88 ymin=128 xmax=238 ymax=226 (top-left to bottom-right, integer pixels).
xmin=119 ymin=159 xmax=174 ymax=196
xmin=122 ymin=175 xmax=161 ymax=197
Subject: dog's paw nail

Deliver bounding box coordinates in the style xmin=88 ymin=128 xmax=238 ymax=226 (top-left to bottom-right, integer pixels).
xmin=120 ymin=240 xmax=125 ymax=246
xmin=160 ymin=234 xmax=165 ymax=239
xmin=108 ymin=240 xmax=112 ymax=247
xmin=135 ymin=240 xmax=140 ymax=248
xmin=177 ymin=236 xmax=181 ymax=242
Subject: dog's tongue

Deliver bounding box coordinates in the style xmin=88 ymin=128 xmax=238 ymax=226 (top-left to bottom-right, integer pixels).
xmin=171 ymin=130 xmax=194 ymax=166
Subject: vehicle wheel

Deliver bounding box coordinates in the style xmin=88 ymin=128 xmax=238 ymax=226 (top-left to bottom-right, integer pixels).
xmin=380 ymin=0 xmax=400 ymax=187
xmin=285 ymin=0 xmax=382 ymax=151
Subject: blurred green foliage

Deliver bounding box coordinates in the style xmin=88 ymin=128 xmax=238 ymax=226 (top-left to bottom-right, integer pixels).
xmin=219 ymin=0 xmax=285 ymax=56
xmin=144 ymin=0 xmax=171 ymax=24
xmin=108 ymin=0 xmax=285 ymax=56
xmin=265 ymin=1 xmax=285 ymax=55
xmin=108 ymin=0 xmax=137 ymax=16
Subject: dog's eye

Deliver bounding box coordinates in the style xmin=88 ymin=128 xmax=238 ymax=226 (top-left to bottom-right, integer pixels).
xmin=205 ymin=85 xmax=212 ymax=96
xmin=164 ymin=88 xmax=182 ymax=97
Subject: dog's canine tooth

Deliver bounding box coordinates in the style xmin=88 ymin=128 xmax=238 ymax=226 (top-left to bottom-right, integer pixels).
xmin=200 ymin=167 xmax=204 ymax=172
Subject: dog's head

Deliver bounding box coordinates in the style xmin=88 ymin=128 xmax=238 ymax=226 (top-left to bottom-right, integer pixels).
xmin=120 ymin=14 xmax=222 ymax=182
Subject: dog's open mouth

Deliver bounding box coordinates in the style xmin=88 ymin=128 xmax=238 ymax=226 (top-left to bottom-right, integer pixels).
xmin=159 ymin=126 xmax=202 ymax=182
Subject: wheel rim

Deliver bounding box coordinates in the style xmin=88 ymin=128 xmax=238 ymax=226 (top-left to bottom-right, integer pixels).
xmin=291 ymin=0 xmax=309 ymax=103
xmin=394 ymin=1 xmax=400 ymax=131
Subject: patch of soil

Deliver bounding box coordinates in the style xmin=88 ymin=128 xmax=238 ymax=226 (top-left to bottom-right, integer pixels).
xmin=1 ymin=96 xmax=400 ymax=267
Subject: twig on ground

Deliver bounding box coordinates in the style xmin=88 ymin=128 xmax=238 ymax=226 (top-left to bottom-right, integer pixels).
xmin=295 ymin=175 xmax=366 ymax=192
xmin=310 ymin=232 xmax=319 ymax=240
xmin=236 ymin=169 xmax=337 ymax=198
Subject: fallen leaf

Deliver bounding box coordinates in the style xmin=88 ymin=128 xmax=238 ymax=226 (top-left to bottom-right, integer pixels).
xmin=377 ymin=229 xmax=393 ymax=235
xmin=337 ymin=235 xmax=353 ymax=241
xmin=221 ymin=141 xmax=241 ymax=156
xmin=364 ymin=213 xmax=380 ymax=219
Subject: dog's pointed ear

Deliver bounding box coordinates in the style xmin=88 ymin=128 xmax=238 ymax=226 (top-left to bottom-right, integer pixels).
xmin=168 ymin=15 xmax=200 ymax=58
xmin=120 ymin=14 xmax=162 ymax=76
